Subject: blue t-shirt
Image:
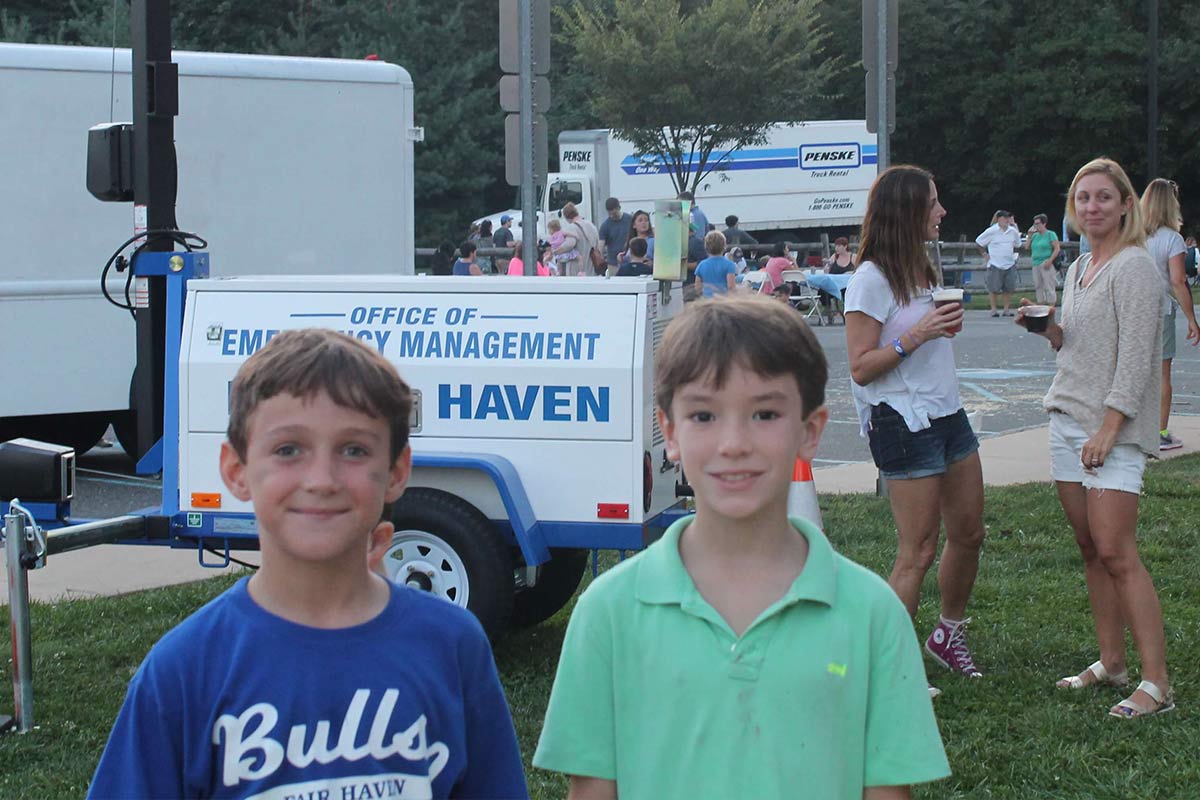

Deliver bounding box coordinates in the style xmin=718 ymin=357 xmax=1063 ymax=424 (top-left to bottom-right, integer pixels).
xmin=87 ymin=578 xmax=527 ymax=799
xmin=452 ymin=259 xmax=475 ymax=276
xmin=599 ymin=213 xmax=633 ymax=265
xmin=695 ymin=256 xmax=738 ymax=296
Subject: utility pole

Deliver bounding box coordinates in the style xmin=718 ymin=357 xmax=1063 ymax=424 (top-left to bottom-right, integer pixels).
xmin=863 ymin=0 xmax=897 ymax=170
xmin=500 ymin=0 xmax=550 ymax=275
xmin=130 ymin=0 xmax=179 ymax=461
xmin=1147 ymin=0 xmax=1158 ymax=179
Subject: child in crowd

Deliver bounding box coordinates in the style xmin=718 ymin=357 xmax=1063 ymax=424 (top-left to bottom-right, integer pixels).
xmin=534 ymin=295 xmax=949 ymax=799
xmin=88 ymin=329 xmax=527 ymax=799
xmin=546 ymin=217 xmax=575 ymax=276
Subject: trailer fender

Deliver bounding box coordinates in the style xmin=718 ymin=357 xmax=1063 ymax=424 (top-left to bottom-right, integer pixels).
xmin=411 ymin=452 xmax=550 ymax=567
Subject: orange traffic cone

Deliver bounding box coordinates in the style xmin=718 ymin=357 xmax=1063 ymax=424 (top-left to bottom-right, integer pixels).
xmin=787 ymin=458 xmax=822 ymax=529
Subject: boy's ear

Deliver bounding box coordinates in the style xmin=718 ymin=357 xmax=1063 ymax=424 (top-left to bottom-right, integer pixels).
xmin=385 ymin=444 xmax=413 ymax=503
xmin=796 ymin=405 xmax=830 ymax=464
xmin=368 ymin=520 xmax=395 ymax=577
xmin=656 ymin=408 xmax=681 ymax=464
xmin=219 ymin=441 xmax=252 ymax=502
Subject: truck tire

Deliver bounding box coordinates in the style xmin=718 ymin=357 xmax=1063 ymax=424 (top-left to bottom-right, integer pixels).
xmin=511 ymin=548 xmax=589 ymax=629
xmin=384 ymin=488 xmax=514 ymax=640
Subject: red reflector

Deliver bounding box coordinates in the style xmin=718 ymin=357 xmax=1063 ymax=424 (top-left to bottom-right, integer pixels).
xmin=597 ymin=503 xmax=630 ymax=519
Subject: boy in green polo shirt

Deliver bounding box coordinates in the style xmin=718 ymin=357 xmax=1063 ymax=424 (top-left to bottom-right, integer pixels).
xmin=534 ymin=295 xmax=949 ymax=799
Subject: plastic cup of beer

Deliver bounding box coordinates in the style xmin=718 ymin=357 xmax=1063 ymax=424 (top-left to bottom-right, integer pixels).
xmin=1023 ymin=305 xmax=1051 ymax=333
xmin=932 ymin=288 xmax=964 ymax=334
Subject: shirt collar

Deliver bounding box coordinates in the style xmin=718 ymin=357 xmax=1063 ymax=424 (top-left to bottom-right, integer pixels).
xmin=635 ymin=515 xmax=838 ymax=608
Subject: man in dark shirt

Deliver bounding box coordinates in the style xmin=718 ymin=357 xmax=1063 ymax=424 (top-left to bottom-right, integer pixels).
xmin=493 ymin=215 xmax=515 ymax=273
xmin=723 ymin=215 xmax=758 ymax=246
xmin=598 ymin=198 xmax=633 ymax=275
xmin=452 ymin=241 xmax=482 ymax=276
xmin=684 ymin=223 xmax=707 ymax=285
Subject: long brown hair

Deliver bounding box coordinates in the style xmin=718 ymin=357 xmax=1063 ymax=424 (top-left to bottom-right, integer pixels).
xmin=857 ymin=165 xmax=939 ymax=305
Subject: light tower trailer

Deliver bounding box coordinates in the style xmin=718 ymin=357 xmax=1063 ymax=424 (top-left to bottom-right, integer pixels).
xmin=174 ymin=269 xmax=687 ymax=638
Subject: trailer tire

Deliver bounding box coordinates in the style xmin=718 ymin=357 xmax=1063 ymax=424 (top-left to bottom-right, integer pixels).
xmin=511 ymin=548 xmax=589 ymax=629
xmin=384 ymin=488 xmax=513 ymax=640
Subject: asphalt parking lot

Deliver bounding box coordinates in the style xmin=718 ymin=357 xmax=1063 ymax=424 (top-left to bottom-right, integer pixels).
xmin=809 ymin=308 xmax=1200 ymax=466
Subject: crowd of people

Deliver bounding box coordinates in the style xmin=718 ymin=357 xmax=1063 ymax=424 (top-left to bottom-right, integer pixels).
xmin=84 ymin=156 xmax=1195 ymax=799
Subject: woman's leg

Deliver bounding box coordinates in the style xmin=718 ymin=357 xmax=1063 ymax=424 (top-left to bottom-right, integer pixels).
xmin=1055 ymin=481 xmax=1126 ymax=679
xmin=937 ymin=452 xmax=985 ymax=620
xmin=1085 ymin=488 xmax=1171 ymax=707
xmin=885 ymin=475 xmax=943 ymax=619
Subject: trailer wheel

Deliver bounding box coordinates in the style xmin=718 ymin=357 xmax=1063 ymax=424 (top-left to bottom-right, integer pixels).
xmin=511 ymin=548 xmax=589 ymax=629
xmin=383 ymin=488 xmax=514 ymax=639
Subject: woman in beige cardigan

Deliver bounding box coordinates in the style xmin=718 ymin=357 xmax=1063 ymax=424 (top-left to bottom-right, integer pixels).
xmin=1018 ymin=158 xmax=1173 ymax=718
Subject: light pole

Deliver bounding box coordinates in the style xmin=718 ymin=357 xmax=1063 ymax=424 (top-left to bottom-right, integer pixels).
xmin=1147 ymin=0 xmax=1158 ymax=179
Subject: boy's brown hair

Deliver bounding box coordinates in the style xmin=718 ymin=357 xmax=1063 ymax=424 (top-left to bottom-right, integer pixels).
xmin=226 ymin=328 xmax=413 ymax=463
xmin=655 ymin=294 xmax=827 ymax=419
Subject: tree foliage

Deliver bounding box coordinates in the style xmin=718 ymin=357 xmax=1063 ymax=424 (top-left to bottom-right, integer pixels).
xmin=4 ymin=0 xmax=1200 ymax=242
xmin=559 ymin=0 xmax=832 ymax=194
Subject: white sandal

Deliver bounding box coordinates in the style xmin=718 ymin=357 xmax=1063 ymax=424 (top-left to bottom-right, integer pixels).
xmin=1109 ymin=680 xmax=1175 ymax=719
xmin=1055 ymin=659 xmax=1129 ymax=690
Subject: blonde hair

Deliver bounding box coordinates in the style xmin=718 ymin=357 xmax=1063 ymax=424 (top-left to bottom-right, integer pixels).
xmin=703 ymin=229 xmax=726 ymax=256
xmin=1140 ymin=178 xmax=1182 ymax=234
xmin=1065 ymin=158 xmax=1145 ymax=250
xmin=547 ymin=218 xmax=561 ymax=233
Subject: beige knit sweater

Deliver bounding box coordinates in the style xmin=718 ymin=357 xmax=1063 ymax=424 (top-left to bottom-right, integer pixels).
xmin=1043 ymin=246 xmax=1162 ymax=456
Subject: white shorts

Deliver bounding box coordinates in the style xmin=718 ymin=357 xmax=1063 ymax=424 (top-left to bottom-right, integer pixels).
xmin=1048 ymin=412 xmax=1146 ymax=494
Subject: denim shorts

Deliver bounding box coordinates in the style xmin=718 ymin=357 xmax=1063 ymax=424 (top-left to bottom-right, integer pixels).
xmin=867 ymin=404 xmax=980 ymax=480
xmin=1048 ymin=412 xmax=1146 ymax=494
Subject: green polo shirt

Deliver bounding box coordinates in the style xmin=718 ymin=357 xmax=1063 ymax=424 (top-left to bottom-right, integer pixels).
xmin=533 ymin=515 xmax=950 ymax=798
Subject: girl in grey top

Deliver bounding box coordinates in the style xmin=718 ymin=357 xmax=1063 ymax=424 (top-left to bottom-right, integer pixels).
xmin=1139 ymin=178 xmax=1200 ymax=450
xmin=1018 ymin=158 xmax=1173 ymax=719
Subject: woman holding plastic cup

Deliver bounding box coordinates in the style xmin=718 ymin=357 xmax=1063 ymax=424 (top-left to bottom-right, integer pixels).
xmin=845 ymin=165 xmax=985 ymax=697
xmin=1017 ymin=157 xmax=1173 ymax=718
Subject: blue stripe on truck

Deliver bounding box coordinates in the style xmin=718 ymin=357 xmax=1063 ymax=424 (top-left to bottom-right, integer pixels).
xmin=619 ymin=144 xmax=874 ymax=175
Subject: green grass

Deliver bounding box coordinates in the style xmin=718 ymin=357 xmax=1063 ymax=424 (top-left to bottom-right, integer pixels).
xmin=4 ymin=456 xmax=1200 ymax=798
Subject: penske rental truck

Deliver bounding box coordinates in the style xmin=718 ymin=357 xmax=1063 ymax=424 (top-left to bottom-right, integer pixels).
xmin=172 ymin=271 xmax=686 ymax=637
xmin=480 ymin=121 xmax=878 ymax=242
xmin=0 ymin=43 xmax=419 ymax=455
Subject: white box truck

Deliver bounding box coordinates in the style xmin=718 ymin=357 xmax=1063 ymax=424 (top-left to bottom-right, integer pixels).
xmin=482 ymin=121 xmax=878 ymax=242
xmin=0 ymin=43 xmax=419 ymax=453
xmin=177 ymin=274 xmax=685 ymax=637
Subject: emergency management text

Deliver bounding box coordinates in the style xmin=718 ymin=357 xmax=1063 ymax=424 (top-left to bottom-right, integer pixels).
xmin=398 ymin=330 xmax=600 ymax=361
xmin=220 ymin=328 xmax=601 ymax=361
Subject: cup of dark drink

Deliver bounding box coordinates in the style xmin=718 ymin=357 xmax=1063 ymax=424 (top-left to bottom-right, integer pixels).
xmin=932 ymin=288 xmax=964 ymax=334
xmin=1023 ymin=305 xmax=1051 ymax=332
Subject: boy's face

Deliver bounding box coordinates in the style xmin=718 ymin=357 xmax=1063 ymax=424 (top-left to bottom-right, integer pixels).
xmin=658 ymin=363 xmax=827 ymax=525
xmin=219 ymin=390 xmax=410 ymax=571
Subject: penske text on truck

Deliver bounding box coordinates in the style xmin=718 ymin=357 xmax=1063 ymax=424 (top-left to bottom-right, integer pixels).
xmin=179 ymin=275 xmax=685 ymax=637
xmin=481 ymin=120 xmax=878 ymax=242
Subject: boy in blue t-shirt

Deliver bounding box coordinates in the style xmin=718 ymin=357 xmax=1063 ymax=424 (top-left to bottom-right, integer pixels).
xmin=88 ymin=329 xmax=527 ymax=799
xmin=693 ymin=229 xmax=738 ymax=296
xmin=534 ymin=295 xmax=948 ymax=799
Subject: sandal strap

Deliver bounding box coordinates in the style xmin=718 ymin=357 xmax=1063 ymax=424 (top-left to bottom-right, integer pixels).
xmin=1136 ymin=680 xmax=1167 ymax=704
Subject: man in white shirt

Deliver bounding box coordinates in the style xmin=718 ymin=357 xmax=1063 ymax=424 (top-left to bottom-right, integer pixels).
xmin=976 ymin=210 xmax=1022 ymax=316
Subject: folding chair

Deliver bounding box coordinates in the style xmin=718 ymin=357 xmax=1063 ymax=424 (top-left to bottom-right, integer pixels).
xmin=780 ymin=269 xmax=822 ymax=324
